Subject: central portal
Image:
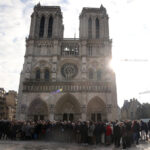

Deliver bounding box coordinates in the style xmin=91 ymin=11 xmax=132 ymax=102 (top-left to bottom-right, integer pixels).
xmin=55 ymin=94 xmax=81 ymax=121
xmin=34 ymin=115 xmax=44 ymax=121
xmin=63 ymin=113 xmax=74 ymax=121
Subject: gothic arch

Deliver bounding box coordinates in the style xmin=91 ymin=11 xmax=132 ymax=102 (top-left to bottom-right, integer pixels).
xmin=35 ymin=68 xmax=41 ymax=80
xmin=39 ymin=16 xmax=45 ymax=37
xmin=96 ymin=18 xmax=100 ymax=38
xmin=32 ymin=60 xmax=52 ymax=80
xmin=27 ymin=98 xmax=49 ymax=120
xmin=55 ymin=93 xmax=81 ymax=121
xmin=87 ymin=96 xmax=107 ymax=121
xmin=48 ymin=16 xmax=53 ymax=38
xmin=44 ymin=68 xmax=50 ymax=80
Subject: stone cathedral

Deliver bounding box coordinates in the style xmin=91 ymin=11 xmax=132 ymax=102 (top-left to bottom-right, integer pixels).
xmin=16 ymin=3 xmax=118 ymax=122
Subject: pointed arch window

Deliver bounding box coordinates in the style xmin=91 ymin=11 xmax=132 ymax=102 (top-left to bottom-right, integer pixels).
xmin=39 ymin=16 xmax=45 ymax=38
xmin=48 ymin=16 xmax=53 ymax=38
xmin=44 ymin=69 xmax=50 ymax=80
xmin=97 ymin=70 xmax=101 ymax=80
xmin=88 ymin=17 xmax=92 ymax=39
xmin=96 ymin=18 xmax=100 ymax=39
xmin=36 ymin=69 xmax=40 ymax=80
xmin=89 ymin=69 xmax=94 ymax=79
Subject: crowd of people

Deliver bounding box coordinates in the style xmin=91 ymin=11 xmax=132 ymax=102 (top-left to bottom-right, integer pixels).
xmin=0 ymin=119 xmax=150 ymax=149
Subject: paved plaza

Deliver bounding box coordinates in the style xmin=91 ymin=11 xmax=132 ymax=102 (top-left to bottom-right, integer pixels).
xmin=0 ymin=141 xmax=150 ymax=150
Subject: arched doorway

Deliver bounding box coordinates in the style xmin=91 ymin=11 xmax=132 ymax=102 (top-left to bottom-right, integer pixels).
xmin=27 ymin=98 xmax=48 ymax=121
xmin=87 ymin=97 xmax=107 ymax=121
xmin=55 ymin=94 xmax=81 ymax=121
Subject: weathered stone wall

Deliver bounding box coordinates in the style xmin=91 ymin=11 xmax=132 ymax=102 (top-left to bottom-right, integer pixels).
xmin=17 ymin=4 xmax=118 ymax=121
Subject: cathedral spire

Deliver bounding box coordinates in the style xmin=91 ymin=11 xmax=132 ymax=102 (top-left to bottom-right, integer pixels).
xmin=100 ymin=4 xmax=107 ymax=14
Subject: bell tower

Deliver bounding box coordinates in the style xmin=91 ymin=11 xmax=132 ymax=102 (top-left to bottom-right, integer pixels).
xmin=79 ymin=5 xmax=109 ymax=40
xmin=29 ymin=3 xmax=64 ymax=39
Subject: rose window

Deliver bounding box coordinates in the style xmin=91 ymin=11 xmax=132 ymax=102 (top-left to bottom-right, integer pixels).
xmin=61 ymin=63 xmax=78 ymax=79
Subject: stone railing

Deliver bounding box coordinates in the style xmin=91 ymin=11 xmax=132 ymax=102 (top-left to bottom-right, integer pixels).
xmin=23 ymin=80 xmax=111 ymax=93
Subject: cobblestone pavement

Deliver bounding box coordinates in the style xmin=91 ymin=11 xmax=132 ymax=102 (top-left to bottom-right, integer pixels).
xmin=0 ymin=141 xmax=150 ymax=150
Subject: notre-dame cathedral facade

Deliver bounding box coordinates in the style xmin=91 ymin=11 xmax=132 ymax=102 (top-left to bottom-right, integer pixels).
xmin=16 ymin=3 xmax=118 ymax=122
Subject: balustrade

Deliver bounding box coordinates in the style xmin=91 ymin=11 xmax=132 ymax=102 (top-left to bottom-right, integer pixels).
xmin=23 ymin=81 xmax=111 ymax=93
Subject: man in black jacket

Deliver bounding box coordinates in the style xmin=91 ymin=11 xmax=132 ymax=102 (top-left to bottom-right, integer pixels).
xmin=113 ymin=122 xmax=122 ymax=148
xmin=94 ymin=122 xmax=101 ymax=144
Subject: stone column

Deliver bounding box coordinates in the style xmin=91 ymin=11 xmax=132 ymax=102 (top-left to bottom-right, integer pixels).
xmin=81 ymin=40 xmax=87 ymax=56
xmin=81 ymin=57 xmax=87 ymax=80
xmin=104 ymin=16 xmax=109 ymax=39
xmin=35 ymin=14 xmax=40 ymax=38
xmin=29 ymin=12 xmax=36 ymax=38
xmin=81 ymin=105 xmax=87 ymax=121
xmin=106 ymin=104 xmax=113 ymax=121
xmin=55 ymin=15 xmax=59 ymax=38
xmin=81 ymin=41 xmax=87 ymax=80
xmin=52 ymin=63 xmax=56 ymax=81
xmin=49 ymin=104 xmax=55 ymax=121
xmin=53 ymin=15 xmax=59 ymax=38
xmin=79 ymin=16 xmax=82 ymax=38
xmin=110 ymin=72 xmax=118 ymax=121
xmin=51 ymin=40 xmax=58 ymax=81
xmin=44 ymin=15 xmax=49 ymax=38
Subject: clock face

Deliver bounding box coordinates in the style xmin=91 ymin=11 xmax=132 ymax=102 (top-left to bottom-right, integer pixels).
xmin=61 ymin=63 xmax=78 ymax=79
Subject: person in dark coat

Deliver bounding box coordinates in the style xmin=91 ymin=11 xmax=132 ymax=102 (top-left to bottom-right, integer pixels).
xmin=94 ymin=122 xmax=101 ymax=144
xmin=140 ymin=120 xmax=148 ymax=141
xmin=113 ymin=122 xmax=122 ymax=147
xmin=0 ymin=120 xmax=5 ymax=139
xmin=0 ymin=121 xmax=2 ymax=139
xmin=75 ymin=121 xmax=81 ymax=143
xmin=125 ymin=121 xmax=132 ymax=147
xmin=121 ymin=122 xmax=129 ymax=149
xmin=132 ymin=120 xmax=140 ymax=145
xmin=80 ymin=122 xmax=88 ymax=144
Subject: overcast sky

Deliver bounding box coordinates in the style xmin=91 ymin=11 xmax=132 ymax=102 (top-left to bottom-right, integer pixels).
xmin=0 ymin=0 xmax=150 ymax=107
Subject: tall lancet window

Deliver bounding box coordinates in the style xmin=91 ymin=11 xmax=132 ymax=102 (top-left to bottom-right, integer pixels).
xmin=39 ymin=16 xmax=45 ymax=38
xmin=96 ymin=18 xmax=100 ymax=39
xmin=36 ymin=69 xmax=40 ymax=80
xmin=44 ymin=69 xmax=50 ymax=80
xmin=88 ymin=17 xmax=92 ymax=39
xmin=48 ymin=16 xmax=53 ymax=38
